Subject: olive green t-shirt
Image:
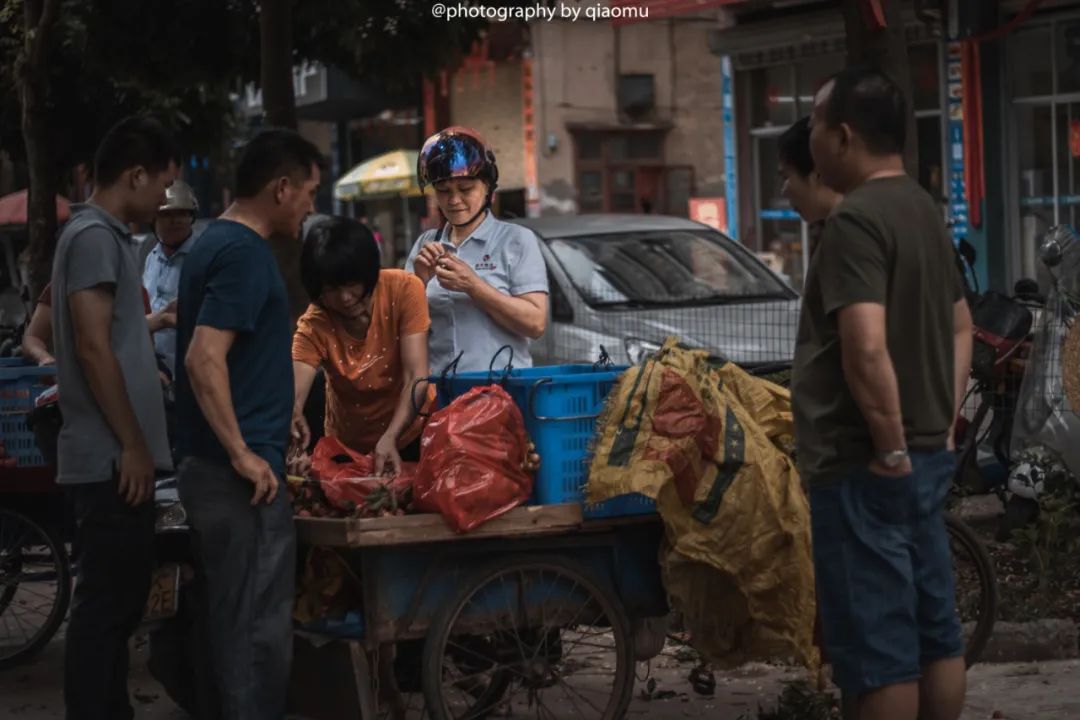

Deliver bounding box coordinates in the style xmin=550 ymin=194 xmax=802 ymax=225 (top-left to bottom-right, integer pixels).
xmin=791 ymin=175 xmax=964 ymax=484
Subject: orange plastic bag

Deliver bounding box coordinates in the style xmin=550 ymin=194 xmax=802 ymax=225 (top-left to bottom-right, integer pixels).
xmin=308 ymin=436 xmax=416 ymax=513
xmin=414 ymin=385 xmax=533 ymax=532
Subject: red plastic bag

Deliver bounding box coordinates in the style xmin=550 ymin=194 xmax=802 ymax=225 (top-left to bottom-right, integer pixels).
xmin=309 ymin=437 xmax=416 ymax=513
xmin=414 ymin=385 xmax=533 ymax=532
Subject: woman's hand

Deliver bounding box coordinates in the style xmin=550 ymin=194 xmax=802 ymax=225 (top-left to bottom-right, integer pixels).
xmin=435 ymin=253 xmax=480 ymax=295
xmin=374 ymin=433 xmax=403 ymax=477
xmin=287 ymin=450 xmax=311 ymax=478
xmin=413 ymin=243 xmax=445 ymax=286
xmin=290 ymin=409 xmax=311 ymax=457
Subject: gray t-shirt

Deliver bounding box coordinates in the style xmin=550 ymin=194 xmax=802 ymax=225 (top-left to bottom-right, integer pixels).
xmin=404 ymin=213 xmax=549 ymax=374
xmin=51 ymin=203 xmax=172 ymax=484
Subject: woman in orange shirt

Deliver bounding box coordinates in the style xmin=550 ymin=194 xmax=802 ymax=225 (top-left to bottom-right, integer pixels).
xmin=290 ymin=217 xmax=433 ymax=475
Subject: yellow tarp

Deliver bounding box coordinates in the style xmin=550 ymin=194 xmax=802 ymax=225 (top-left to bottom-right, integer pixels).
xmin=588 ymin=339 xmax=818 ymax=670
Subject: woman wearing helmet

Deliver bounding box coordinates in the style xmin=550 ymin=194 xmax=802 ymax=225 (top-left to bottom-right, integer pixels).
xmin=143 ymin=178 xmax=200 ymax=375
xmin=406 ymin=127 xmax=548 ymax=373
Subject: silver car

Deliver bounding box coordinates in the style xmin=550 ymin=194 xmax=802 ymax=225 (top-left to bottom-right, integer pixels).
xmin=512 ymin=214 xmax=800 ymax=367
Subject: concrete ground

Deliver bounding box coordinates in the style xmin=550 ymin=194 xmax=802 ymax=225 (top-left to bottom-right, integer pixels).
xmin=2 ymin=628 xmax=1079 ymax=719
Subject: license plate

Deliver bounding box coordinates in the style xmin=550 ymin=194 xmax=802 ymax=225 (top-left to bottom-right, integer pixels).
xmin=143 ymin=563 xmax=181 ymax=623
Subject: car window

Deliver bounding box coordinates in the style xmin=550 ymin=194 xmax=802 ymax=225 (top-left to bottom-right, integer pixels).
xmin=545 ymin=230 xmax=793 ymax=308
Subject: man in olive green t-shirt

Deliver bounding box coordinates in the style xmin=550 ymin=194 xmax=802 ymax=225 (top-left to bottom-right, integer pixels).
xmin=792 ymin=67 xmax=973 ymax=720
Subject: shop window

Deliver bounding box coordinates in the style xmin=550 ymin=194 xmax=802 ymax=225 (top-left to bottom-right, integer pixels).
xmin=917 ymin=116 xmax=944 ymax=202
xmin=1057 ymin=21 xmax=1080 ymax=94
xmin=572 ymin=130 xmax=671 ymax=213
xmin=1011 ymin=26 xmax=1053 ymax=97
xmin=579 ymin=171 xmax=604 ymax=212
xmin=748 ymin=65 xmax=796 ymax=127
xmin=796 ymin=54 xmax=844 ymax=115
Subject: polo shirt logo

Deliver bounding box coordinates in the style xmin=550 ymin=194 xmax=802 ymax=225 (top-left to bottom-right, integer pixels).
xmin=475 ymin=254 xmax=496 ymax=271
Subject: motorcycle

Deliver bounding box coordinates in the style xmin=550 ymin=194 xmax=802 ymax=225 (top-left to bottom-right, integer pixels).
xmin=1005 ymin=225 xmax=1080 ymax=531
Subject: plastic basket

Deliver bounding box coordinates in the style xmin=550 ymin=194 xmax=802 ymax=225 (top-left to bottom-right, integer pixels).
xmin=0 ymin=362 xmax=56 ymax=468
xmin=433 ymin=361 xmax=656 ymax=519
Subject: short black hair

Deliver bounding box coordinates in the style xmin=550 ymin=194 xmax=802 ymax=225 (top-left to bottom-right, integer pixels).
xmin=778 ymin=117 xmax=814 ymax=177
xmin=822 ymin=66 xmax=906 ymax=156
xmin=301 ymin=217 xmax=381 ymax=302
xmin=94 ymin=117 xmax=178 ymax=188
xmin=235 ymin=129 xmax=324 ymax=199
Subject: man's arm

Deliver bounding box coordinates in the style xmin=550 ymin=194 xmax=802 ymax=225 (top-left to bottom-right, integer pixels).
xmin=185 ymin=325 xmax=277 ymax=503
xmin=22 ymin=303 xmax=54 ymax=365
xmin=951 ymin=299 xmax=974 ymax=437
xmin=69 ymin=286 xmax=154 ymax=504
xmin=837 ymin=302 xmax=909 ymax=471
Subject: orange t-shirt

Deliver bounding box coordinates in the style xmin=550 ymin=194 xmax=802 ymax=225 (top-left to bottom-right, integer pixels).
xmin=292 ymin=269 xmax=435 ymax=453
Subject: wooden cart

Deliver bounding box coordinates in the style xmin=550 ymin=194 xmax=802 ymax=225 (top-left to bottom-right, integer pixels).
xmin=288 ymin=504 xmax=668 ymax=720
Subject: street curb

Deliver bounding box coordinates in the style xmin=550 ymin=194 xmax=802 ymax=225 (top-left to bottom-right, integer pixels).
xmin=973 ymin=619 xmax=1079 ymax=663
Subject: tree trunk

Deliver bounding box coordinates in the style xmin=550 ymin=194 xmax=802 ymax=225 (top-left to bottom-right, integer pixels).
xmin=259 ymin=0 xmax=297 ymax=130
xmin=840 ymin=0 xmax=919 ymax=177
xmin=20 ymin=0 xmax=61 ymax=300
xmin=257 ymin=0 xmax=308 ymax=326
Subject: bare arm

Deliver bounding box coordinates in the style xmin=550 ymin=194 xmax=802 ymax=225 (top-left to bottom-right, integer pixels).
xmin=69 ymin=286 xmax=154 ymax=504
xmin=837 ymin=303 xmax=907 ymax=457
xmin=384 ymin=332 xmax=430 ymax=443
xmin=952 ymin=299 xmax=974 ymax=423
xmin=185 ymin=326 xmax=247 ymax=460
xmin=185 ymin=325 xmax=278 ymax=503
xmin=291 ymin=360 xmax=318 ymax=453
xmin=22 ymin=303 xmax=54 ymax=365
xmin=374 ymin=332 xmax=430 ymax=475
xmin=469 ymin=285 xmax=549 ymax=340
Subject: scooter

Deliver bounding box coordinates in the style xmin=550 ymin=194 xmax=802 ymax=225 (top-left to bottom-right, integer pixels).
xmin=1005 ymin=225 xmax=1080 ymax=532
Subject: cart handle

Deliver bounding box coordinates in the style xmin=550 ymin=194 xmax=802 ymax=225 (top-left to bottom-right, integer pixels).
xmin=528 ymin=378 xmax=602 ymax=422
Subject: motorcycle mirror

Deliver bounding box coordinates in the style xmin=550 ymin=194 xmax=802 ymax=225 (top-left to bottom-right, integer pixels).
xmin=1040 ymin=226 xmax=1073 ymax=268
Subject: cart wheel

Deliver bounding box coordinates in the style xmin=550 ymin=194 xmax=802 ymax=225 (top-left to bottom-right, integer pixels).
xmin=422 ymin=555 xmax=635 ymax=720
xmin=0 ymin=508 xmax=72 ymax=670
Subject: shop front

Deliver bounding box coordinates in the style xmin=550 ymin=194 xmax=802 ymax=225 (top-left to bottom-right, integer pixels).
xmin=711 ymin=12 xmax=949 ymax=291
xmin=1003 ymin=8 xmax=1080 ymax=286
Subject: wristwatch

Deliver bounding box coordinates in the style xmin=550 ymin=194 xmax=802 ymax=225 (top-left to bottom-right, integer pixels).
xmin=877 ymin=449 xmax=910 ymax=469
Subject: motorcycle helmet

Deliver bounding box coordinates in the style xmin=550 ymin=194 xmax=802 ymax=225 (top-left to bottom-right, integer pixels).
xmin=417 ymin=127 xmax=499 ymax=229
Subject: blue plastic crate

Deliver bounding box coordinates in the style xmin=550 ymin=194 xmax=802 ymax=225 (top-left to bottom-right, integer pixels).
xmin=434 ymin=363 xmax=657 ymax=519
xmin=0 ymin=362 xmax=56 ymax=468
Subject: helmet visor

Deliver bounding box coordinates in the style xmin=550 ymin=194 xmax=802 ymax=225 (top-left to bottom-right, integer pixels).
xmin=419 ymin=135 xmax=489 ymax=187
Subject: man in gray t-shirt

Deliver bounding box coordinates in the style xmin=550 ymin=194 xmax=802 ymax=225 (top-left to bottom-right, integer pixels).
xmin=53 ymin=205 xmax=173 ymax=483
xmin=50 ymin=116 xmax=178 ymax=720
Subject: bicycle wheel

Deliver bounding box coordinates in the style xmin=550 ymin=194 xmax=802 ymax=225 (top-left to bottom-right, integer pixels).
xmin=0 ymin=508 xmax=72 ymax=670
xmin=953 ymin=391 xmax=995 ymax=496
xmin=945 ymin=513 xmax=997 ymax=667
xmin=422 ymin=555 xmax=635 ymax=720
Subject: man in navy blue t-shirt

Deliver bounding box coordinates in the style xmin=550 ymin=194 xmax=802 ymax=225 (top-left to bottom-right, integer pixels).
xmin=175 ymin=129 xmax=321 ymax=720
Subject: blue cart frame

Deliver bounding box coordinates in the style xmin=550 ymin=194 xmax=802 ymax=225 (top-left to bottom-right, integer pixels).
xmin=290 ymin=505 xmax=668 ymax=720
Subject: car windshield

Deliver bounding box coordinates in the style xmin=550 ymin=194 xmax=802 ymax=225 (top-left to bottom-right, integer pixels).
xmin=546 ymin=230 xmax=793 ymax=308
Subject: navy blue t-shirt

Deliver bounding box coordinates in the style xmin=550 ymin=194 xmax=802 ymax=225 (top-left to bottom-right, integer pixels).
xmin=174 ymin=220 xmax=293 ymax=476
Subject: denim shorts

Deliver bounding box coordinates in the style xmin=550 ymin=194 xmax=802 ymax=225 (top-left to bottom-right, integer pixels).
xmin=809 ymin=450 xmax=964 ymax=695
